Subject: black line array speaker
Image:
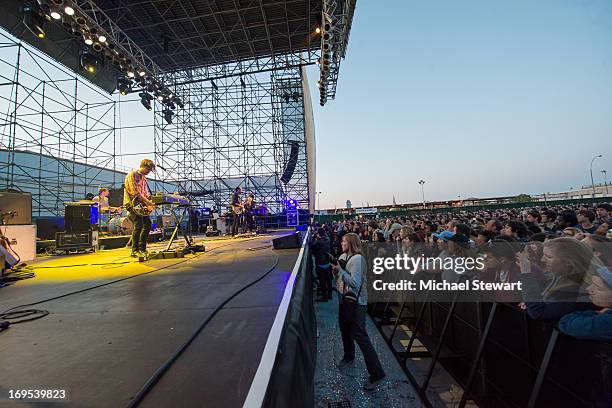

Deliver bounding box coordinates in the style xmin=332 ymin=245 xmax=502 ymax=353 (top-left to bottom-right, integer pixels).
xmin=0 ymin=191 xmax=32 ymax=225
xmin=272 ymin=231 xmax=303 ymax=250
xmin=280 ymin=141 xmax=300 ymax=184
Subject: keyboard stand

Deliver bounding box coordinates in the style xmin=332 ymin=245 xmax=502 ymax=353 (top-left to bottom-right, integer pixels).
xmin=165 ymin=204 xmax=194 ymax=251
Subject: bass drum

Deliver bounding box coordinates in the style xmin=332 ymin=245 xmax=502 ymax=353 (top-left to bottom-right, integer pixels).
xmin=109 ymin=216 xmax=133 ymax=235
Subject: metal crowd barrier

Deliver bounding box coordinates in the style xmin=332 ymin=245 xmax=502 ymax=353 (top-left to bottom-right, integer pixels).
xmin=363 ymin=246 xmax=611 ymax=408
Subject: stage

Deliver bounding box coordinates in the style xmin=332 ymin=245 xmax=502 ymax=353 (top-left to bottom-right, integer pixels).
xmin=0 ymin=232 xmax=303 ymax=407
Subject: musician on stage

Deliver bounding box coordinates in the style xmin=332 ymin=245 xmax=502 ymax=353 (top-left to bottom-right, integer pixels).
xmin=124 ymin=159 xmax=156 ymax=257
xmin=244 ymin=193 xmax=256 ymax=233
xmin=231 ymin=187 xmax=243 ymax=236
xmin=93 ymin=187 xmax=111 ymax=231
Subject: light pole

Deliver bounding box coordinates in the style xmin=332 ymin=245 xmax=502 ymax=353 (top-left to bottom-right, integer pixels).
xmin=590 ymin=155 xmax=603 ymax=198
xmin=418 ymin=180 xmax=426 ymax=209
xmin=602 ymin=170 xmax=609 ymax=196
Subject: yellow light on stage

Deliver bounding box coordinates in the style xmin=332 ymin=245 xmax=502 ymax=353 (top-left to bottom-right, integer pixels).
xmin=87 ymin=65 xmax=95 ymax=73
xmin=37 ymin=32 xmax=45 ymax=39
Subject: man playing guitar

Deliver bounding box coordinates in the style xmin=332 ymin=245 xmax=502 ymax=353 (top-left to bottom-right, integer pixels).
xmin=124 ymin=159 xmax=156 ymax=257
xmin=231 ymin=187 xmax=243 ymax=236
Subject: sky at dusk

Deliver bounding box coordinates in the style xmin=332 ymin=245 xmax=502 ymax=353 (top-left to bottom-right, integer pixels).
xmin=306 ymin=0 xmax=612 ymax=209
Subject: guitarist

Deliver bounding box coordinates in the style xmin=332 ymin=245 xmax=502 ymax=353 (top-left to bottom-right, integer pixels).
xmin=231 ymin=186 xmax=243 ymax=236
xmin=124 ymin=159 xmax=156 ymax=257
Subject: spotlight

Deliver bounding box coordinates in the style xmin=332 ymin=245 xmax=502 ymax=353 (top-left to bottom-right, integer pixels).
xmin=84 ymin=36 xmax=93 ymax=45
xmin=50 ymin=10 xmax=61 ymax=19
xmin=315 ymin=27 xmax=321 ymax=34
xmin=117 ymin=77 xmax=131 ymax=95
xmin=80 ymin=51 xmax=100 ymax=73
xmin=98 ymin=34 xmax=106 ymax=43
xmin=154 ymin=90 xmax=163 ymax=101
xmin=23 ymin=3 xmax=46 ymax=39
xmin=139 ymin=70 xmax=146 ymax=77
xmin=126 ymin=70 xmax=134 ymax=78
xmin=75 ymin=16 xmax=86 ymax=25
xmin=64 ymin=5 xmax=75 ymax=16
xmin=139 ymin=92 xmax=153 ymax=111
xmin=92 ymin=42 xmax=103 ymax=52
xmin=162 ymin=109 xmax=174 ymax=125
xmin=174 ymin=97 xmax=184 ymax=109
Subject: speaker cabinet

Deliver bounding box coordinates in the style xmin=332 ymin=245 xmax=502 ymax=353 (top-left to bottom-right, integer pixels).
xmin=65 ymin=204 xmax=97 ymax=232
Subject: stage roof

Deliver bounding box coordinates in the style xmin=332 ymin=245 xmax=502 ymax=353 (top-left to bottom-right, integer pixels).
xmin=95 ymin=0 xmax=323 ymax=72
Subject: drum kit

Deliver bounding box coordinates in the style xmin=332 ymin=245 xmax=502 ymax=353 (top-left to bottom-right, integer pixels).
xmin=108 ymin=215 xmax=133 ymax=235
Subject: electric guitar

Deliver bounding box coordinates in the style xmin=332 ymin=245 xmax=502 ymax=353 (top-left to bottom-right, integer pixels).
xmin=232 ymin=202 xmax=244 ymax=215
xmin=128 ymin=196 xmax=156 ymax=216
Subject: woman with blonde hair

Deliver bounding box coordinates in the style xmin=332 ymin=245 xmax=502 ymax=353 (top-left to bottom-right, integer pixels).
xmin=332 ymin=232 xmax=386 ymax=391
xmin=518 ymin=237 xmax=600 ymax=320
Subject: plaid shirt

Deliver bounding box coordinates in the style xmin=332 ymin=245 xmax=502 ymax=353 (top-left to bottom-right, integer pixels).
xmin=123 ymin=170 xmax=150 ymax=206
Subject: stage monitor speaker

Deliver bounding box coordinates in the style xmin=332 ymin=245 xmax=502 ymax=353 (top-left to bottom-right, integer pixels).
xmin=272 ymin=232 xmax=303 ymax=249
xmin=280 ymin=141 xmax=300 ymax=184
xmin=65 ymin=204 xmax=96 ymax=232
xmin=0 ymin=191 xmax=32 ymax=225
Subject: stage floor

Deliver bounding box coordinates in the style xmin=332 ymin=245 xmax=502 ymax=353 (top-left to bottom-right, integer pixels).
xmin=0 ymin=232 xmax=301 ymax=407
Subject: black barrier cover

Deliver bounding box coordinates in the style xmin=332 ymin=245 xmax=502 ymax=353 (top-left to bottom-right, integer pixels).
xmin=263 ymin=236 xmax=316 ymax=408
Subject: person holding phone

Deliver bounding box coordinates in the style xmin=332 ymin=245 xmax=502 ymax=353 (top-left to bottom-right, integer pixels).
xmin=332 ymin=232 xmax=386 ymax=391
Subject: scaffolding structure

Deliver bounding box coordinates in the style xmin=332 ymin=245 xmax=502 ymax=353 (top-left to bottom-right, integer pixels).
xmin=154 ymin=64 xmax=311 ymax=214
xmin=0 ymin=30 xmax=151 ymax=217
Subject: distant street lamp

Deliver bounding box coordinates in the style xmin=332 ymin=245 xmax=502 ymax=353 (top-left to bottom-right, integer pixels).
xmin=602 ymin=170 xmax=609 ymax=196
xmin=418 ymin=180 xmax=426 ymax=209
xmin=590 ymin=155 xmax=603 ymax=198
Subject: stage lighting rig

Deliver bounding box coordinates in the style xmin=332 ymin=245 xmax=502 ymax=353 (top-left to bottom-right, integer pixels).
xmin=80 ymin=51 xmax=100 ymax=73
xmin=139 ymin=92 xmax=153 ymax=111
xmin=117 ymin=77 xmax=131 ymax=95
xmin=23 ymin=2 xmax=47 ymax=39
xmin=162 ymin=109 xmax=174 ymax=125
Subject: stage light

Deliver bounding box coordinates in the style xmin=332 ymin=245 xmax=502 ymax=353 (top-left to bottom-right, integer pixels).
xmin=92 ymin=42 xmax=103 ymax=52
xmin=80 ymin=52 xmax=99 ymax=73
xmin=139 ymin=70 xmax=146 ymax=77
xmin=154 ymin=91 xmax=163 ymax=101
xmin=117 ymin=77 xmax=130 ymax=95
xmin=126 ymin=70 xmax=135 ymax=78
xmin=98 ymin=34 xmax=106 ymax=43
xmin=162 ymin=109 xmax=174 ymax=124
xmin=23 ymin=3 xmax=46 ymax=40
xmin=286 ymin=198 xmax=298 ymax=210
xmin=64 ymin=5 xmax=75 ymax=16
xmin=315 ymin=27 xmax=321 ymax=34
xmin=174 ymin=97 xmax=184 ymax=109
xmin=84 ymin=36 xmax=93 ymax=45
xmin=50 ymin=10 xmax=61 ymax=19
xmin=75 ymin=16 xmax=86 ymax=25
xmin=139 ymin=92 xmax=153 ymax=111
xmin=51 ymin=0 xmax=64 ymax=5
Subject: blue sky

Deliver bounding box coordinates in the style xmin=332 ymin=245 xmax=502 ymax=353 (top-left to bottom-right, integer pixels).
xmin=306 ymin=0 xmax=612 ymax=208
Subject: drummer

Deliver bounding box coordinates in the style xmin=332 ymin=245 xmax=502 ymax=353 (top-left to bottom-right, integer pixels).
xmin=93 ymin=187 xmax=111 ymax=231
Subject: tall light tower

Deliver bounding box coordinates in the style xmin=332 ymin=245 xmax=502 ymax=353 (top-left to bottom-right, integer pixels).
xmin=418 ymin=180 xmax=426 ymax=209
xmin=602 ymin=170 xmax=609 ymax=196
xmin=590 ymin=155 xmax=603 ymax=198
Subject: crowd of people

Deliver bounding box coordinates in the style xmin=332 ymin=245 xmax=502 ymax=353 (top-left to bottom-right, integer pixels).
xmin=309 ymin=202 xmax=612 ymax=397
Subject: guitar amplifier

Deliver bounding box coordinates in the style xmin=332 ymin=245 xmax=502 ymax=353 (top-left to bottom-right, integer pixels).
xmin=56 ymin=231 xmax=98 ymax=250
xmin=65 ymin=204 xmax=98 ymax=232
xmin=0 ymin=191 xmax=32 ymax=225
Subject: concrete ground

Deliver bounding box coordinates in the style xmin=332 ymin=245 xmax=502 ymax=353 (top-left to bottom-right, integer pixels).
xmin=314 ymin=297 xmax=424 ymax=408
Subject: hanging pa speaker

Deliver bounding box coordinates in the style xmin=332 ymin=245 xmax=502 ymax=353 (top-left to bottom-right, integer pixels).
xmin=280 ymin=141 xmax=300 ymax=184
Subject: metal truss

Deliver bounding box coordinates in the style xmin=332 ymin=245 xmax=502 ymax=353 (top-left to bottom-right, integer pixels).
xmin=318 ymin=0 xmax=356 ymax=104
xmin=154 ymin=66 xmax=310 ymax=214
xmin=67 ymin=0 xmax=161 ymax=77
xmin=0 ymin=30 xmax=123 ymax=216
